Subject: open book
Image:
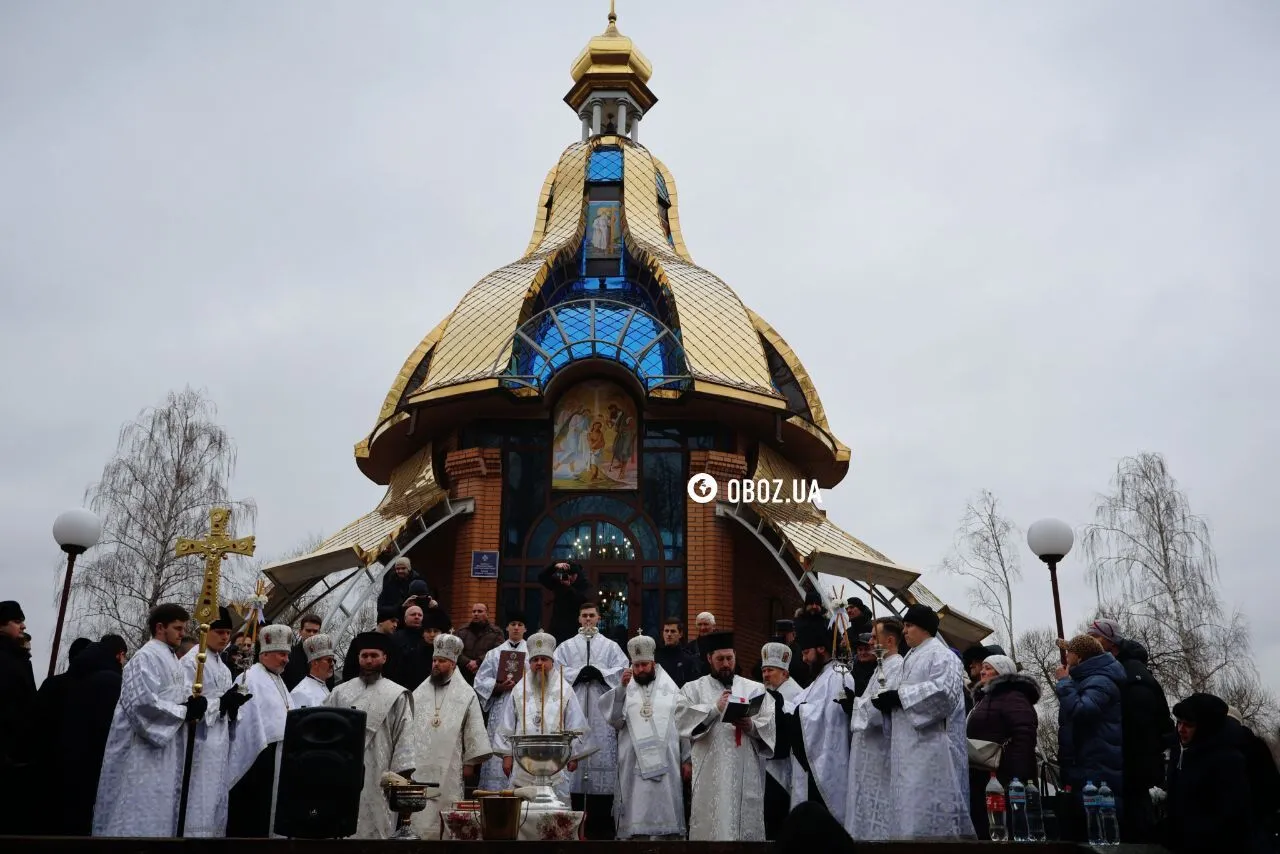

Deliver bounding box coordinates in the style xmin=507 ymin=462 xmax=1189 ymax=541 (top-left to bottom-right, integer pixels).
xmin=720 ymin=692 xmax=766 ymax=725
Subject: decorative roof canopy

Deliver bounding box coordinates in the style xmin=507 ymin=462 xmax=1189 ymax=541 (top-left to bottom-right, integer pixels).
xmin=565 ymin=2 xmax=657 ymax=114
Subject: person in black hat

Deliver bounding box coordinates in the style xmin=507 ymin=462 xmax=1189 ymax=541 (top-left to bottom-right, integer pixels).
xmin=0 ymin=600 xmax=35 ymax=833
xmin=339 ymin=605 xmax=402 ymax=684
xmin=784 ymin=619 xmax=852 ymax=819
xmin=871 ymin=603 xmax=974 ymax=838
xmin=538 ymin=560 xmax=592 ymax=643
xmin=1164 ymin=693 xmax=1257 ymax=853
xmin=683 ymin=630 xmax=776 ymax=841
xmin=474 ymin=609 xmax=529 ymax=790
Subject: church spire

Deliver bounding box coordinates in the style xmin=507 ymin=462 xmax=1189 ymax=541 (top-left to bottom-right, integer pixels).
xmin=565 ymin=1 xmax=656 ymax=142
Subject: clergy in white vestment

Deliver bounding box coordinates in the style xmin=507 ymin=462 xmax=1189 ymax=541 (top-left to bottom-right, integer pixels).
xmin=553 ymin=602 xmax=628 ymax=802
xmin=227 ymin=624 xmax=295 ymax=838
xmin=759 ymin=641 xmax=801 ymax=840
xmin=676 ymin=631 xmax=776 ymax=842
xmin=493 ymin=631 xmax=594 ymax=804
xmin=288 ymin=633 xmax=335 ymax=708
xmin=407 ymin=633 xmax=492 ymax=838
xmin=785 ymin=620 xmax=852 ymax=823
xmin=872 ymin=604 xmax=974 ymax=840
xmin=178 ymin=606 xmax=248 ymax=837
xmin=599 ymin=634 xmax=688 ymax=839
xmin=845 ymin=617 xmax=905 ymax=840
xmin=324 ymin=631 xmax=417 ymax=839
xmin=473 ymin=611 xmax=527 ymax=792
xmin=93 ymin=604 xmax=199 ymax=837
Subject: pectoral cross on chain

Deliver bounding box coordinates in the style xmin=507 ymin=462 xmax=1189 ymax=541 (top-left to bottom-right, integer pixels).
xmin=175 ymin=508 xmax=255 ymax=696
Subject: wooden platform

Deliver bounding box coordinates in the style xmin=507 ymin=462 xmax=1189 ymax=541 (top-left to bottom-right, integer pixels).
xmin=0 ymin=839 xmax=1169 ymax=853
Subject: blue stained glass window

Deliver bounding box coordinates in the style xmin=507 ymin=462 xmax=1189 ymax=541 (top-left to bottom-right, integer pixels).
xmin=588 ymin=148 xmax=624 ymax=182
xmin=665 ymin=566 xmax=685 ymax=585
xmin=656 ymin=171 xmax=670 ymax=204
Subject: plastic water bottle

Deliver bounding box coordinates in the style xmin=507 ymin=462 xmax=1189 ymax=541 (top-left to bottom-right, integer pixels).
xmin=1008 ymin=777 xmax=1030 ymax=841
xmin=1082 ymin=781 xmax=1102 ymax=845
xmin=985 ymin=773 xmax=1008 ymax=842
xmin=1097 ymin=781 xmax=1119 ymax=845
xmin=1025 ymin=780 xmax=1047 ymax=842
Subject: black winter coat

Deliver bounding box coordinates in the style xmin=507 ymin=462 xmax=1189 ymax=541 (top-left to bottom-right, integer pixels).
xmin=1165 ymin=719 xmax=1259 ymax=854
xmin=48 ymin=643 xmax=122 ymax=835
xmin=1114 ymin=639 xmax=1176 ymax=789
xmin=376 ymin=566 xmax=427 ymax=612
xmin=968 ymin=673 xmax=1042 ymax=786
xmin=538 ymin=565 xmax=592 ymax=643
xmin=655 ymin=643 xmax=701 ymax=687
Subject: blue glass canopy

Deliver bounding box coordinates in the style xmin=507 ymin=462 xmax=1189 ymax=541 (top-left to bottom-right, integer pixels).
xmin=501 ymin=298 xmax=690 ymax=393
xmin=587 ymin=147 xmax=624 ymax=182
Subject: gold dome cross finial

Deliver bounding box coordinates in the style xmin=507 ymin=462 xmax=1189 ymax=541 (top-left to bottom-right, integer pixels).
xmin=606 ymin=0 xmax=618 ymax=34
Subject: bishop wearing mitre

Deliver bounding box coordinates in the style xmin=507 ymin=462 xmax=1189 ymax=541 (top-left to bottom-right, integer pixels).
xmin=599 ymin=634 xmax=689 ymax=840
xmin=288 ymin=633 xmax=335 ymax=709
xmin=227 ymin=623 xmax=294 ymax=838
xmin=492 ymin=631 xmax=594 ymax=805
xmin=677 ymin=631 xmax=776 ymax=842
xmin=324 ymin=631 xmax=416 ymax=839
xmin=407 ymin=633 xmax=492 ymax=839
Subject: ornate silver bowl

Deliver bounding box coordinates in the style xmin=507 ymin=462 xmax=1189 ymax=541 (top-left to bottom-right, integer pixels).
xmin=509 ymin=732 xmax=581 ymax=809
xmin=384 ymin=783 xmax=435 ymax=840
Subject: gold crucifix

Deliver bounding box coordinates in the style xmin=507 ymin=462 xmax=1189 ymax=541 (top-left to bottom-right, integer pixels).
xmin=176 ymin=507 xmax=255 ymax=696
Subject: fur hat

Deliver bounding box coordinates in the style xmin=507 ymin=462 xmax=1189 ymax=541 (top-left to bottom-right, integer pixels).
xmin=258 ymin=624 xmax=293 ymax=655
xmin=761 ymin=642 xmax=792 ymax=671
xmin=432 ymin=633 xmax=464 ymax=663
xmin=303 ymin=633 xmax=335 ymax=662
xmin=627 ymin=635 xmax=656 ymax=663
xmin=527 ymin=631 xmax=557 ymax=659
xmin=376 ymin=605 xmax=400 ymax=623
xmin=774 ymin=619 xmax=795 ymax=634
xmin=505 ymin=610 xmax=527 ymax=625
xmin=1057 ymin=634 xmax=1104 ymax=661
xmin=1172 ymin=693 xmax=1230 ymax=736
xmin=421 ymin=608 xmax=452 ymax=632
xmin=0 ymin=601 xmax=25 ymax=625
xmin=902 ymin=604 xmax=940 ymax=636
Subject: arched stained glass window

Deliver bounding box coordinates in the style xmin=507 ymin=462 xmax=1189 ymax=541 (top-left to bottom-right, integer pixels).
xmin=588 ymin=147 xmax=624 ymax=183
xmin=656 ymin=170 xmax=670 ymax=205
xmin=502 ymin=299 xmax=690 ymax=394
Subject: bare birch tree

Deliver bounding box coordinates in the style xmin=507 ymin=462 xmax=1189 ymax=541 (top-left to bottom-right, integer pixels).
xmin=1084 ymin=452 xmax=1277 ymax=725
xmin=1084 ymin=453 xmax=1227 ymax=695
xmin=942 ymin=489 xmax=1022 ymax=659
xmin=66 ymin=388 xmax=255 ymax=649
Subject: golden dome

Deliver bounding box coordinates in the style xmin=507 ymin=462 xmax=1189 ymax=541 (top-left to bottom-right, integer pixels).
xmin=565 ymin=3 xmax=657 ymax=113
xmin=357 ymin=135 xmax=850 ymax=488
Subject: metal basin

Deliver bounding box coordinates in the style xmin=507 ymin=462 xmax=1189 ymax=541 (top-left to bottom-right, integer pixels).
xmin=509 ymin=732 xmax=578 ymax=778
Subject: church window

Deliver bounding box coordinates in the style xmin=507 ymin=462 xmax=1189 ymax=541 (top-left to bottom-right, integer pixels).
xmin=587 ymin=147 xmax=624 ymax=183
xmin=656 ymin=170 xmax=670 ymax=205
xmin=761 ymin=337 xmax=814 ymax=422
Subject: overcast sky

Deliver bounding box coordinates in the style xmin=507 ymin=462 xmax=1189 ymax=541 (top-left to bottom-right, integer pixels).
xmin=2 ymin=1 xmax=1277 ymax=689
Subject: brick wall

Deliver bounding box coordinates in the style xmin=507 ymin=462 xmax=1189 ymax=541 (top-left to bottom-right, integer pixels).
xmin=732 ymin=528 xmax=805 ymax=674
xmin=686 ymin=450 xmax=748 ymax=634
xmin=444 ymin=447 xmax=503 ymax=630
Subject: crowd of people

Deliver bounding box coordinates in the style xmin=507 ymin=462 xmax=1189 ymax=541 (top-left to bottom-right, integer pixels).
xmin=1 ymin=565 xmax=1278 ymax=850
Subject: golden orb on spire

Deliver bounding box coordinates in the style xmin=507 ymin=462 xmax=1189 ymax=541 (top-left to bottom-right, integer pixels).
xmin=565 ymin=0 xmax=657 ymax=114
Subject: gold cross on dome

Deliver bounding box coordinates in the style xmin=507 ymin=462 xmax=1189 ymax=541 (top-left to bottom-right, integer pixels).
xmin=176 ymin=507 xmax=256 ymax=627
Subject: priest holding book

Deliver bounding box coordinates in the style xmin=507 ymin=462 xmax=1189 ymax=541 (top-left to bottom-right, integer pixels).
xmin=677 ymin=631 xmax=776 ymax=841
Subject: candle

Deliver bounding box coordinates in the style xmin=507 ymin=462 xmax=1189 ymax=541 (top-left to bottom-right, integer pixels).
xmin=559 ymin=665 xmax=565 ymax=730
xmin=522 ymin=671 xmax=527 ymax=735
xmin=540 ymin=668 xmax=546 ymax=733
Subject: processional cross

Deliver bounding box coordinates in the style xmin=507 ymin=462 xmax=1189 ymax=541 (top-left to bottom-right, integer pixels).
xmin=173 ymin=507 xmax=255 ymax=837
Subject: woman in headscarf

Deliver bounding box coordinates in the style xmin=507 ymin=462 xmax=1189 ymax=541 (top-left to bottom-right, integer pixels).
xmin=966 ymin=654 xmax=1041 ymax=839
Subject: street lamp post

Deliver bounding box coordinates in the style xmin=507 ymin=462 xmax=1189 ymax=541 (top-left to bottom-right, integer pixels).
xmin=50 ymin=508 xmax=103 ymax=678
xmin=1027 ymin=517 xmax=1074 ymax=666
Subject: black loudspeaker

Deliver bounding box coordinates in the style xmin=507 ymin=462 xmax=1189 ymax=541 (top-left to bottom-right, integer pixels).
xmin=273 ymin=706 xmax=367 ymax=839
